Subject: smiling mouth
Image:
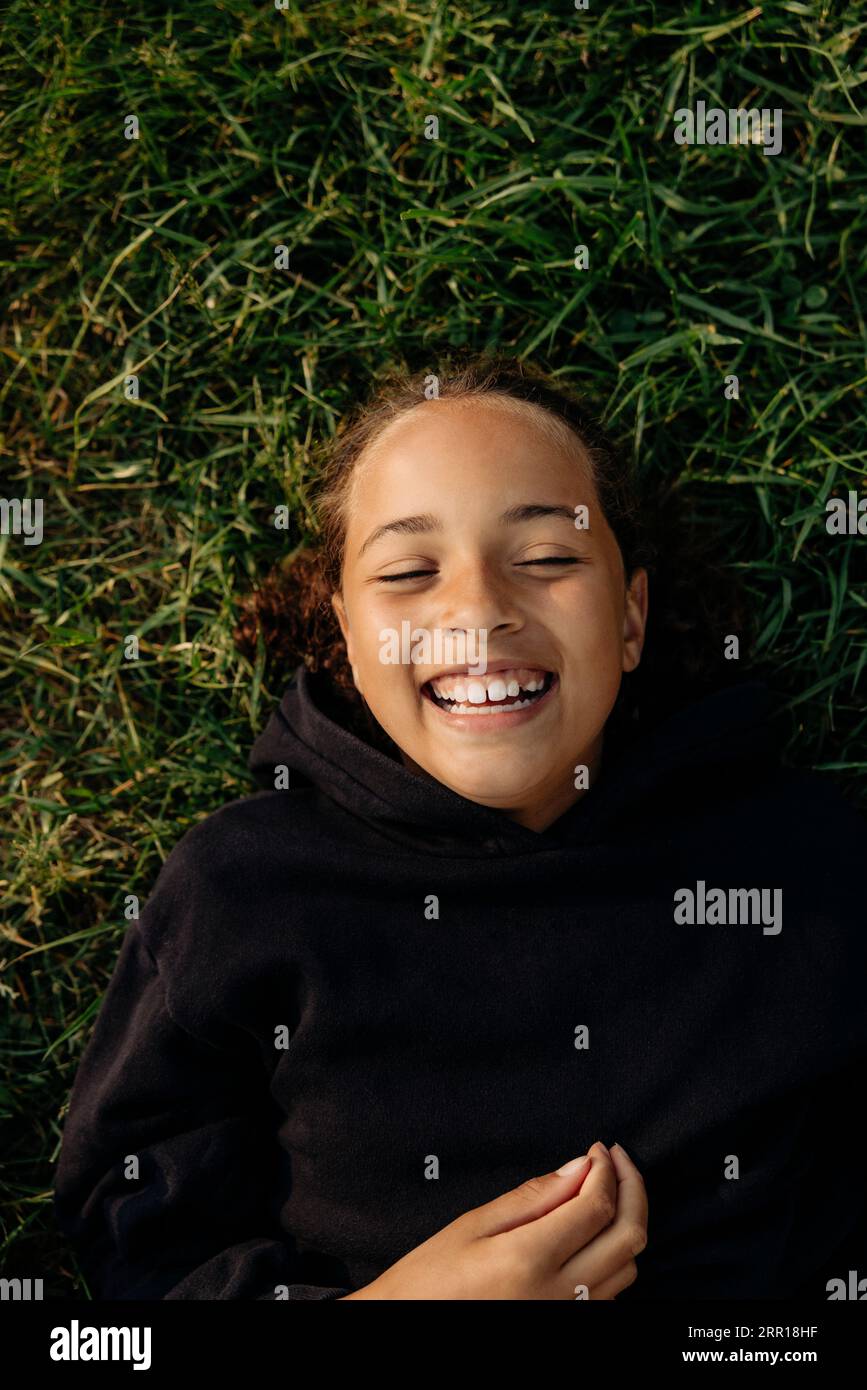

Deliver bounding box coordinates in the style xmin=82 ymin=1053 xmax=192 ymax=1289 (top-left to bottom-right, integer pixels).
xmin=421 ymin=669 xmax=557 ymax=716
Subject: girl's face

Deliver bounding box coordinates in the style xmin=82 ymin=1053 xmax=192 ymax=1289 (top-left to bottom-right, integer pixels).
xmin=332 ymin=398 xmax=648 ymax=831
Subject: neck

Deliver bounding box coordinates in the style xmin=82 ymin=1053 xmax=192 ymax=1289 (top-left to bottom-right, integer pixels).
xmin=398 ymin=735 xmax=604 ymax=834
xmin=504 ymin=736 xmax=604 ymax=832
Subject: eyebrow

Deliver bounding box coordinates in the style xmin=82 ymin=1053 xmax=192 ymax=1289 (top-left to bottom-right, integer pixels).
xmin=358 ymin=503 xmax=580 ymax=559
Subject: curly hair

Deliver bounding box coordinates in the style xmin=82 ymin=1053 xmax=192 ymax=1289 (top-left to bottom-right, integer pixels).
xmin=234 ymin=350 xmax=755 ymax=746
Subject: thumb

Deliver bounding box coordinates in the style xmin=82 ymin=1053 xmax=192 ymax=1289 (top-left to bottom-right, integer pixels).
xmin=467 ymin=1152 xmax=593 ymax=1238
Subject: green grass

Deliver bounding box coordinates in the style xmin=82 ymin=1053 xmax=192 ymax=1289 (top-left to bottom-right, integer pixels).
xmin=1 ymin=0 xmax=865 ymax=1296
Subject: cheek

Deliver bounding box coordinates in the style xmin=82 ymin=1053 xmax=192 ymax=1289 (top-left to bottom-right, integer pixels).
xmin=349 ymin=601 xmax=421 ymax=707
xmin=556 ymin=580 xmax=624 ymax=661
xmin=346 ymin=589 xmax=390 ymax=661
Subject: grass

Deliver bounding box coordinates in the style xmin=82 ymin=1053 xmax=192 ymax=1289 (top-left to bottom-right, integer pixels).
xmin=1 ymin=0 xmax=865 ymax=1296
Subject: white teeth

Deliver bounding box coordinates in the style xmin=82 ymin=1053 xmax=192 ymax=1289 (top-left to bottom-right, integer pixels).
xmin=425 ymin=669 xmax=557 ymax=716
xmin=429 ymin=667 xmax=551 ymax=701
xmin=435 ymin=696 xmax=539 ymax=715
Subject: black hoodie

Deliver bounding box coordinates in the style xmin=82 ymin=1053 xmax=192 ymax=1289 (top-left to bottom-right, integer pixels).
xmin=53 ymin=668 xmax=867 ymax=1300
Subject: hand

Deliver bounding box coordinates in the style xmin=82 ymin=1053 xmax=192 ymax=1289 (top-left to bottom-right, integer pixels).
xmin=338 ymin=1140 xmax=647 ymax=1300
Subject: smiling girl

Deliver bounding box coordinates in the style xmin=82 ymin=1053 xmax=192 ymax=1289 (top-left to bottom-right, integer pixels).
xmin=327 ymin=379 xmax=647 ymax=832
xmin=54 ymin=354 xmax=866 ymax=1300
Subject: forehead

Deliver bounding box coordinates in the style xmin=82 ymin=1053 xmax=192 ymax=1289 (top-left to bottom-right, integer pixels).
xmin=350 ymin=395 xmax=597 ymax=507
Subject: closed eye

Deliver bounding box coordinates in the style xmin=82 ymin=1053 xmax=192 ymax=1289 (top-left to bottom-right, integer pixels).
xmin=377 ymin=570 xmax=437 ymax=582
xmin=516 ymin=556 xmax=586 ymax=566
xmin=377 ymin=557 xmax=587 ymax=582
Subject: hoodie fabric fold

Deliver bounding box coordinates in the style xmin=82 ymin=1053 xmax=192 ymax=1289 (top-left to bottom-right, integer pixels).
xmin=54 ymin=667 xmax=867 ymax=1300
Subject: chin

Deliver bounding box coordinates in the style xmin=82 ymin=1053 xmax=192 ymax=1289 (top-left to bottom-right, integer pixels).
xmin=433 ymin=761 xmax=544 ymax=805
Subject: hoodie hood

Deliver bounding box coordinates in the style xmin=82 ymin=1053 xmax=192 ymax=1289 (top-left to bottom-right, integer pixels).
xmin=248 ymin=666 xmax=786 ymax=856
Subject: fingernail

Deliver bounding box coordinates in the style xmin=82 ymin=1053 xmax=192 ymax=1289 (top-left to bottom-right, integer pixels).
xmin=556 ymin=1154 xmax=591 ymax=1176
xmin=595 ymin=1141 xmax=610 ymax=1157
xmin=612 ymin=1141 xmax=630 ymax=1159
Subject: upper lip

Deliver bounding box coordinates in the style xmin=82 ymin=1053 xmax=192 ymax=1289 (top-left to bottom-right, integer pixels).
xmin=421 ymin=659 xmax=555 ymax=684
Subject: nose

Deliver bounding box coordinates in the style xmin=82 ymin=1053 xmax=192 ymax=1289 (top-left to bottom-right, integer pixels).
xmin=428 ymin=556 xmax=524 ymax=640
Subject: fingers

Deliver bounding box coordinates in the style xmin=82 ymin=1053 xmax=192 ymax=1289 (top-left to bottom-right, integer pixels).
xmin=559 ymin=1141 xmax=648 ymax=1297
xmin=471 ymin=1151 xmax=594 ymax=1238
xmin=510 ymin=1141 xmax=618 ymax=1266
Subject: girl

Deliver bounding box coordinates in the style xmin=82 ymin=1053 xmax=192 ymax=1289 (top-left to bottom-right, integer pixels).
xmin=54 ymin=354 xmax=866 ymax=1300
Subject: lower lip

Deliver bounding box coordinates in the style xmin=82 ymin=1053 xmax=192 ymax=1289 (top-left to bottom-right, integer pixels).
xmin=421 ymin=675 xmax=559 ymax=732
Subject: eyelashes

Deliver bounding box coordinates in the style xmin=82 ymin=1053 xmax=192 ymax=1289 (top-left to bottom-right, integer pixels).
xmin=516 ymin=557 xmax=585 ymax=567
xmin=377 ymin=570 xmax=437 ymax=583
xmin=376 ymin=557 xmax=586 ymax=583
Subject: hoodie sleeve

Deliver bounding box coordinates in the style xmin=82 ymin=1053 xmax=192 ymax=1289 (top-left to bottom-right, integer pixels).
xmin=53 ymin=920 xmax=351 ymax=1301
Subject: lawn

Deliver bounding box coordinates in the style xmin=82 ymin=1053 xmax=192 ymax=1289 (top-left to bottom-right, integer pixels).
xmin=1 ymin=0 xmax=865 ymax=1296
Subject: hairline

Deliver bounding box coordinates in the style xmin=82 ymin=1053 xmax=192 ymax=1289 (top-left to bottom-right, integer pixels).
xmin=344 ymin=393 xmax=599 ymax=538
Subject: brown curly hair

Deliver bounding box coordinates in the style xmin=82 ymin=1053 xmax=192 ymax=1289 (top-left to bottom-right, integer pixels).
xmin=234 ymin=350 xmax=754 ymax=744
